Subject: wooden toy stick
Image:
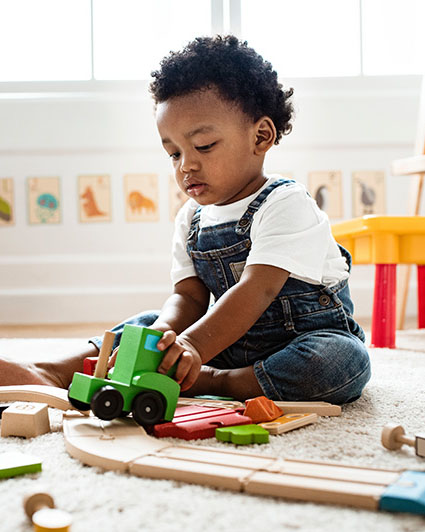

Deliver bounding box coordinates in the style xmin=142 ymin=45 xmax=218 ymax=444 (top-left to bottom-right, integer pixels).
xmin=24 ymin=491 xmax=72 ymax=532
xmin=382 ymin=423 xmax=425 ymax=457
xmin=93 ymin=330 xmax=116 ymax=379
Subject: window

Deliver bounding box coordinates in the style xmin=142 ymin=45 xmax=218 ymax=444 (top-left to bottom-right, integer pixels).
xmin=240 ymin=0 xmax=361 ymax=77
xmin=0 ymin=0 xmax=423 ymax=84
xmin=93 ymin=0 xmax=211 ymax=80
xmin=362 ymin=0 xmax=425 ymax=75
xmin=0 ymin=0 xmax=91 ymax=81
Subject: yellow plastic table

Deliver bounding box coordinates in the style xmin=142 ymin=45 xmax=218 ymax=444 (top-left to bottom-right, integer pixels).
xmin=332 ymin=216 xmax=425 ymax=348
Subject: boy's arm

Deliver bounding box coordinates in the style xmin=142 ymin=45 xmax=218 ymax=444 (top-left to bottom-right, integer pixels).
xmin=152 ymin=276 xmax=210 ymax=334
xmin=158 ymin=264 xmax=289 ymax=388
xmin=180 ymin=264 xmax=289 ymax=360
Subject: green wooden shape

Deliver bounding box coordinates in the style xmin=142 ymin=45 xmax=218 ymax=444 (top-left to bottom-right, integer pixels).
xmin=0 ymin=452 xmax=42 ymax=479
xmin=215 ymin=424 xmax=270 ymax=445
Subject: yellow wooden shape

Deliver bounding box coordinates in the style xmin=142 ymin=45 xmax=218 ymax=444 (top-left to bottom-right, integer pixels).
xmin=332 ymin=216 xmax=425 ymax=264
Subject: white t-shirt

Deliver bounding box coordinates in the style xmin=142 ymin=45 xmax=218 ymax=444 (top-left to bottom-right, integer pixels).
xmin=171 ymin=176 xmax=349 ymax=287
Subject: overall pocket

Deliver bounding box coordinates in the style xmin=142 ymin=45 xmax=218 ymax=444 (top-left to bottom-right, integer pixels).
xmin=281 ymin=287 xmax=350 ymax=334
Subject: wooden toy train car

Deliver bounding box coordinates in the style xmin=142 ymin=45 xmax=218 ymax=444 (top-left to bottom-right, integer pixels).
xmin=68 ymin=325 xmax=180 ymax=426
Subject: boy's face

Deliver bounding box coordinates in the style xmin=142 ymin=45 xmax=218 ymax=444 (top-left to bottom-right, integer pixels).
xmin=156 ymin=87 xmax=266 ymax=206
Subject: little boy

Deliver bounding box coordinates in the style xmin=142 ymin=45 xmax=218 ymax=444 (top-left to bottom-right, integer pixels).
xmin=0 ymin=36 xmax=370 ymax=402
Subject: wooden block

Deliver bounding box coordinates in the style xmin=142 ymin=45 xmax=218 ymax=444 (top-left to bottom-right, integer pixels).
xmin=216 ymin=424 xmax=269 ymax=445
xmin=416 ymin=433 xmax=425 ymax=458
xmin=274 ymin=401 xmax=341 ymax=416
xmin=0 ymin=451 xmax=42 ymax=478
xmin=83 ymin=357 xmax=98 ymax=376
xmin=260 ymin=413 xmax=318 ymax=435
xmin=243 ymin=396 xmax=283 ymax=423
xmin=1 ymin=401 xmax=50 ymax=438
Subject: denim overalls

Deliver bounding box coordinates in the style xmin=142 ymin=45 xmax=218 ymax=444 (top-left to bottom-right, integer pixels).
xmin=91 ymin=179 xmax=371 ymax=404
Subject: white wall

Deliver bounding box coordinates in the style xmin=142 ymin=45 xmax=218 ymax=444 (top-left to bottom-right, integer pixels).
xmin=0 ymin=75 xmax=422 ymax=324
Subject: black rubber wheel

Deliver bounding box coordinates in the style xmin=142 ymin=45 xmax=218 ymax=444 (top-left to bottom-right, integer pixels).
xmin=91 ymin=386 xmax=124 ymax=420
xmin=131 ymin=391 xmax=165 ymax=426
xmin=67 ymin=385 xmax=90 ymax=411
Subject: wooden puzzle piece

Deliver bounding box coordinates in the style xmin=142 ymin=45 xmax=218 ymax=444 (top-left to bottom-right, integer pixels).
xmin=274 ymin=401 xmax=341 ymax=416
xmin=0 ymin=451 xmax=42 ymax=478
xmin=260 ymin=413 xmax=318 ymax=435
xmin=215 ymin=424 xmax=269 ymax=445
xmin=153 ymin=405 xmax=252 ymax=440
xmin=1 ymin=401 xmax=50 ymax=438
xmin=243 ymin=395 xmax=283 ymax=423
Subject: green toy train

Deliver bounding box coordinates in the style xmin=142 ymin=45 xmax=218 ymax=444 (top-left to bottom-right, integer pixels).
xmin=68 ymin=325 xmax=180 ymax=426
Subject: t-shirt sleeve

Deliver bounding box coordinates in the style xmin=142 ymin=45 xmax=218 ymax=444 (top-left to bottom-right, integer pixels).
xmin=246 ymin=185 xmax=334 ymax=284
xmin=170 ymin=200 xmax=198 ymax=285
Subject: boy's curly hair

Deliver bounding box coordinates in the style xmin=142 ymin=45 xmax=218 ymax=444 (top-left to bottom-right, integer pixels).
xmin=149 ymin=35 xmax=294 ymax=145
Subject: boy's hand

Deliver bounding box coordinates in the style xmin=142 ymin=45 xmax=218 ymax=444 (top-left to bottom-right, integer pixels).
xmin=156 ymin=330 xmax=202 ymax=391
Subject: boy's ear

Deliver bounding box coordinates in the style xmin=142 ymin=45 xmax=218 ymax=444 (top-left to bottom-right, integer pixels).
xmin=253 ymin=117 xmax=276 ymax=154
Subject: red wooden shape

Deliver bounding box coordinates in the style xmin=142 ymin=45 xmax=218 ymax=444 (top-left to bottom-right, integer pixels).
xmin=371 ymin=264 xmax=396 ymax=348
xmin=83 ymin=357 xmax=99 ymax=376
xmin=418 ymin=265 xmax=425 ymax=329
xmin=153 ymin=405 xmax=252 ymax=440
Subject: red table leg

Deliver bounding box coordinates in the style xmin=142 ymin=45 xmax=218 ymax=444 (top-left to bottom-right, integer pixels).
xmin=371 ymin=264 xmax=396 ymax=348
xmin=418 ymin=265 xmax=425 ymax=329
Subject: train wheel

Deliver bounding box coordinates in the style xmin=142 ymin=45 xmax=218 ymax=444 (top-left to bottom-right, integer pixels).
xmin=91 ymin=386 xmax=124 ymax=420
xmin=67 ymin=385 xmax=90 ymax=411
xmin=132 ymin=391 xmax=165 ymax=426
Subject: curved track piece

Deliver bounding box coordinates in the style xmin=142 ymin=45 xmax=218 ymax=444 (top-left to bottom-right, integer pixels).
xmin=0 ymin=385 xmax=88 ymax=413
xmin=63 ymin=412 xmax=420 ymax=513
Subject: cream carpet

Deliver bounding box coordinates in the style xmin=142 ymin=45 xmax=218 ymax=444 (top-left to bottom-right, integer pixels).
xmin=0 ymin=332 xmax=425 ymax=532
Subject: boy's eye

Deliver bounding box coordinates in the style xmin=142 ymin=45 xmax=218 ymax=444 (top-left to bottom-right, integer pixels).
xmin=196 ymin=142 xmax=216 ymax=152
xmin=170 ymin=152 xmax=180 ymax=160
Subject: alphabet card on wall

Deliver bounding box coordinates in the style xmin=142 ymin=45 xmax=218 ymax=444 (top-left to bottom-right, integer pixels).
xmin=308 ymin=171 xmax=343 ymax=219
xmin=352 ymin=171 xmax=386 ymax=216
xmin=78 ymin=175 xmax=111 ymax=223
xmin=124 ymin=174 xmax=159 ymax=222
xmin=169 ymin=174 xmax=187 ymax=221
xmin=0 ymin=178 xmax=14 ymax=226
xmin=27 ymin=177 xmax=61 ymax=225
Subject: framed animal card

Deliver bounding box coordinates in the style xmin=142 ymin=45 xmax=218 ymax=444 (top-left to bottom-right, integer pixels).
xmin=124 ymin=174 xmax=159 ymax=222
xmin=352 ymin=171 xmax=386 ymax=217
xmin=78 ymin=175 xmax=111 ymax=223
xmin=27 ymin=177 xmax=61 ymax=225
xmin=169 ymin=175 xmax=188 ymax=221
xmin=0 ymin=178 xmax=14 ymax=226
xmin=308 ymin=171 xmax=343 ymax=219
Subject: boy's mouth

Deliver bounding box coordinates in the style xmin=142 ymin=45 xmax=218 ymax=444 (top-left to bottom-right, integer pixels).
xmin=186 ymin=183 xmax=206 ymax=197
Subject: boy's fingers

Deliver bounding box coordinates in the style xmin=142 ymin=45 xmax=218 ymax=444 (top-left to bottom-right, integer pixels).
xmin=174 ymin=351 xmax=194 ymax=383
xmin=157 ymin=344 xmax=182 ymax=374
xmin=180 ymin=364 xmax=202 ymax=392
xmin=156 ymin=330 xmax=176 ymax=350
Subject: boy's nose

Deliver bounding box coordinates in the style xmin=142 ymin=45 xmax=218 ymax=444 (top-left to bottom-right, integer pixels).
xmin=180 ymin=155 xmax=200 ymax=173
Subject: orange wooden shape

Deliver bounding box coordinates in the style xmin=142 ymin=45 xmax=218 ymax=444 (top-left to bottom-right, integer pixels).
xmin=243 ymin=396 xmax=283 ymax=424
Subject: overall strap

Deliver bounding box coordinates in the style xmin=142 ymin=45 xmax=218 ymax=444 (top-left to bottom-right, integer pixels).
xmin=235 ymin=178 xmax=296 ymax=235
xmin=186 ymin=206 xmax=202 ymax=254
